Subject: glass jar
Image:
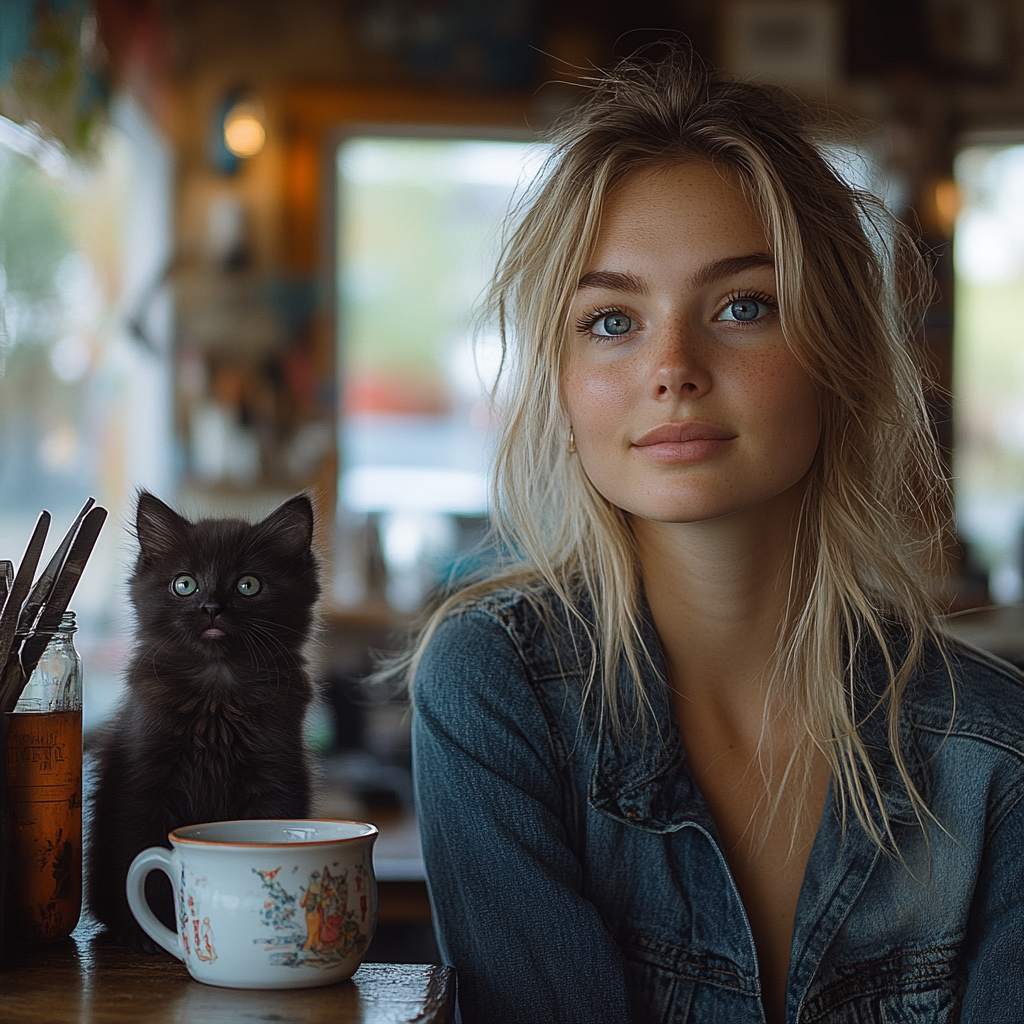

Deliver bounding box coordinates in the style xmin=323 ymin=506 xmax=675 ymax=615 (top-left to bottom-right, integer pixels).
xmin=4 ymin=612 xmax=83 ymax=943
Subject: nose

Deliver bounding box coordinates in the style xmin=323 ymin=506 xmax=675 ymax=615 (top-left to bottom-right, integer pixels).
xmin=649 ymin=319 xmax=711 ymax=401
xmin=202 ymin=600 xmax=221 ymax=619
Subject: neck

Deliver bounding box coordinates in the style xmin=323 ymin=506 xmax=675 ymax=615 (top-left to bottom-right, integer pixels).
xmin=631 ymin=485 xmax=806 ymax=719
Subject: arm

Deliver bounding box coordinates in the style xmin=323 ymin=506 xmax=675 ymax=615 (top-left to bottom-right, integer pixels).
xmin=959 ymin=791 xmax=1024 ymax=1019
xmin=412 ymin=610 xmax=633 ymax=1024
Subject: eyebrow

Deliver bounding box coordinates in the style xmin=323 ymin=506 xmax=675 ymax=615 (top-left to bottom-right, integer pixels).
xmin=576 ymin=270 xmax=648 ymax=295
xmin=576 ymin=253 xmax=775 ymax=294
xmin=689 ymin=253 xmax=775 ymax=289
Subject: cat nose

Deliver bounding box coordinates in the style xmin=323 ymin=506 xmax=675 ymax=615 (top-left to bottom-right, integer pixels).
xmin=202 ymin=601 xmax=221 ymax=617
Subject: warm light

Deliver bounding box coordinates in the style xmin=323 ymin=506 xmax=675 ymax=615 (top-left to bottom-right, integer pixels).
xmin=933 ymin=178 xmax=961 ymax=236
xmin=223 ymin=100 xmax=266 ymax=158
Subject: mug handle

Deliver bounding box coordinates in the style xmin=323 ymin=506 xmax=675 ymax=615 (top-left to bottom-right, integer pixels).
xmin=126 ymin=846 xmax=184 ymax=960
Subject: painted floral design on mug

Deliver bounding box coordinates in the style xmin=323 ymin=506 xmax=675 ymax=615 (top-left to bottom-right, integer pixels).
xmin=176 ymin=869 xmax=219 ymax=963
xmin=252 ymin=860 xmax=372 ymax=968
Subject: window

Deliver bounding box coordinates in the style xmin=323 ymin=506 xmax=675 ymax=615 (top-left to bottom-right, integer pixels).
xmin=954 ymin=143 xmax=1024 ymax=602
xmin=0 ymin=99 xmax=174 ymax=728
xmin=334 ymin=135 xmax=548 ymax=609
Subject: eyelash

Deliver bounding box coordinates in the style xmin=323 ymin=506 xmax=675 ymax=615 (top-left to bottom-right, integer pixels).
xmin=574 ymin=290 xmax=780 ymax=339
xmin=574 ymin=306 xmax=635 ymax=337
xmin=718 ymin=290 xmax=779 ymax=321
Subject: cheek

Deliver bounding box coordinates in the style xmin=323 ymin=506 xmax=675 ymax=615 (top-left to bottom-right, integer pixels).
xmin=563 ymin=357 xmax=637 ymax=437
xmin=742 ymin=357 xmax=821 ymax=468
xmin=780 ymin=362 xmax=820 ymax=435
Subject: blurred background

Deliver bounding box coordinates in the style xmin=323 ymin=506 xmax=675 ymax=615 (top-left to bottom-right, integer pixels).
xmin=2 ymin=0 xmax=1024 ymax=962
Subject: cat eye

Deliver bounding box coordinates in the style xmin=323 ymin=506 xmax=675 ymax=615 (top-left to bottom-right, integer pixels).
xmin=172 ymin=574 xmax=198 ymax=596
xmin=237 ymin=575 xmax=262 ymax=596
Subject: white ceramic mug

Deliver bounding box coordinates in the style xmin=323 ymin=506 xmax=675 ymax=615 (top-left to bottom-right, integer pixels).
xmin=126 ymin=819 xmax=378 ymax=989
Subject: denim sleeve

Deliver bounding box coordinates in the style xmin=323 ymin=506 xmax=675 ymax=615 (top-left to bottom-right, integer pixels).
xmin=411 ymin=610 xmax=633 ymax=1024
xmin=960 ymin=790 xmax=1024 ymax=1020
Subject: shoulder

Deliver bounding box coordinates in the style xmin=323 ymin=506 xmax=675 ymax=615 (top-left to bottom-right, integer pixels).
xmin=411 ymin=586 xmax=592 ymax=773
xmin=908 ymin=635 xmax=1024 ymax=762
xmin=416 ymin=586 xmax=587 ymax=688
xmin=895 ymin=636 xmax=1024 ymax=843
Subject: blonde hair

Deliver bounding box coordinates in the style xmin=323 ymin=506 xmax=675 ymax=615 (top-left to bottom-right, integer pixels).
xmin=406 ymin=47 xmax=950 ymax=852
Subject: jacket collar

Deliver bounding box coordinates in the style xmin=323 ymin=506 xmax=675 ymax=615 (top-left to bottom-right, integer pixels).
xmin=587 ymin=609 xmax=715 ymax=834
xmin=587 ymin=613 xmax=933 ymax=838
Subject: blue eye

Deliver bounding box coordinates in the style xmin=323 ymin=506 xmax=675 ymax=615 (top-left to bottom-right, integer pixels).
xmin=172 ymin=574 xmax=198 ymax=596
xmin=237 ymin=575 xmax=261 ymax=596
xmin=718 ymin=297 xmax=771 ymax=323
xmin=593 ymin=313 xmax=634 ymax=336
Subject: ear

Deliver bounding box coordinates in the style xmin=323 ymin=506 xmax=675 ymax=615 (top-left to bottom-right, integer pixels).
xmin=257 ymin=493 xmax=314 ymax=555
xmin=136 ymin=492 xmax=189 ymax=561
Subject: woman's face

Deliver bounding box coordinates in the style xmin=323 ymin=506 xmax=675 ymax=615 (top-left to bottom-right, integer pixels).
xmin=563 ymin=161 xmax=820 ymax=526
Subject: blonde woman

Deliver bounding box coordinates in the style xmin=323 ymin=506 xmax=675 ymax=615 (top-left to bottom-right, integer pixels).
xmin=409 ymin=49 xmax=1024 ymax=1024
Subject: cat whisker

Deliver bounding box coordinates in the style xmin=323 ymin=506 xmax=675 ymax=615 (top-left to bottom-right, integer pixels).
xmin=239 ymin=622 xmax=288 ymax=671
xmin=136 ymin=631 xmax=183 ymax=683
xmin=240 ymin=631 xmax=274 ymax=679
xmin=247 ymin=618 xmax=327 ymax=659
xmin=245 ymin=624 xmax=306 ymax=671
xmin=250 ymin=616 xmax=323 ymax=644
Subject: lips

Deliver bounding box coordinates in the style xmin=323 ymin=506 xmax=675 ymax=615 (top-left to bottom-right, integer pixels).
xmin=202 ymin=627 xmax=225 ymax=639
xmin=633 ymin=421 xmax=736 ymax=446
xmin=631 ymin=421 xmax=736 ymax=464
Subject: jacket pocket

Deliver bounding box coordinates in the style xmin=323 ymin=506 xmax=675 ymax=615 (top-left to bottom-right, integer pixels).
xmin=620 ymin=930 xmax=758 ymax=1023
xmin=621 ymin=948 xmax=686 ymax=1024
xmin=812 ymin=982 xmax=960 ymax=1024
xmin=877 ymin=982 xmax=961 ymax=1023
xmin=800 ymin=945 xmax=962 ymax=1024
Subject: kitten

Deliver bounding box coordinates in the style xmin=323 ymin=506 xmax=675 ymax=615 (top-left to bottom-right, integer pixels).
xmin=87 ymin=491 xmax=321 ymax=949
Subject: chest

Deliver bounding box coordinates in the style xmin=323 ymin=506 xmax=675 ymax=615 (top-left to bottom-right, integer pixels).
xmin=120 ymin=695 xmax=300 ymax=790
xmin=572 ymin=792 xmax=969 ymax=1023
xmin=690 ymin=750 xmax=827 ymax=1022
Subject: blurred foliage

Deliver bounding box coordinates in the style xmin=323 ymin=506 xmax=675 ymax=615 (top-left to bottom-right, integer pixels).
xmin=0 ymin=4 xmax=106 ymax=156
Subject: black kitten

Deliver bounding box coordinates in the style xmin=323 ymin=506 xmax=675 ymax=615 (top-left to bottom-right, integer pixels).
xmin=87 ymin=491 xmax=321 ymax=949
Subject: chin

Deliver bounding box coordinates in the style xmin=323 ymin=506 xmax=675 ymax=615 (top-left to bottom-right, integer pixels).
xmin=619 ymin=493 xmax=743 ymax=525
xmin=615 ymin=468 xmax=812 ymax=525
xmin=192 ymin=635 xmax=227 ymax=656
xmin=620 ymin=492 xmax=793 ymax=528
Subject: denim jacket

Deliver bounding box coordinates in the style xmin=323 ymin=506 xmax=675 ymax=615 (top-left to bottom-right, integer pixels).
xmin=411 ymin=589 xmax=1024 ymax=1024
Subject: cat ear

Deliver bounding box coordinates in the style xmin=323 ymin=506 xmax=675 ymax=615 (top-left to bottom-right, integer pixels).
xmin=136 ymin=492 xmax=189 ymax=561
xmin=258 ymin=494 xmax=315 ymax=554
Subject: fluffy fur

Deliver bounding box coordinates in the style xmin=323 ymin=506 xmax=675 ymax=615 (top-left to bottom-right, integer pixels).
xmin=87 ymin=491 xmax=321 ymax=948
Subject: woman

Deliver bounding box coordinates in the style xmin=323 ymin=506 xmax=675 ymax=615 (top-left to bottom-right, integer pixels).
xmin=408 ymin=49 xmax=1024 ymax=1023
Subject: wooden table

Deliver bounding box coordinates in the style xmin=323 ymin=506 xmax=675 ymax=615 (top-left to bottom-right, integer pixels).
xmin=0 ymin=917 xmax=455 ymax=1023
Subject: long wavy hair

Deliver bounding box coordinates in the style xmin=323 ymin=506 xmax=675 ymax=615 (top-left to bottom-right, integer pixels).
xmin=404 ymin=47 xmax=950 ymax=852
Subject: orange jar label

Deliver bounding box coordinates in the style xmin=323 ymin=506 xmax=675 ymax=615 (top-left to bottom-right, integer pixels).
xmin=4 ymin=710 xmax=83 ymax=943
